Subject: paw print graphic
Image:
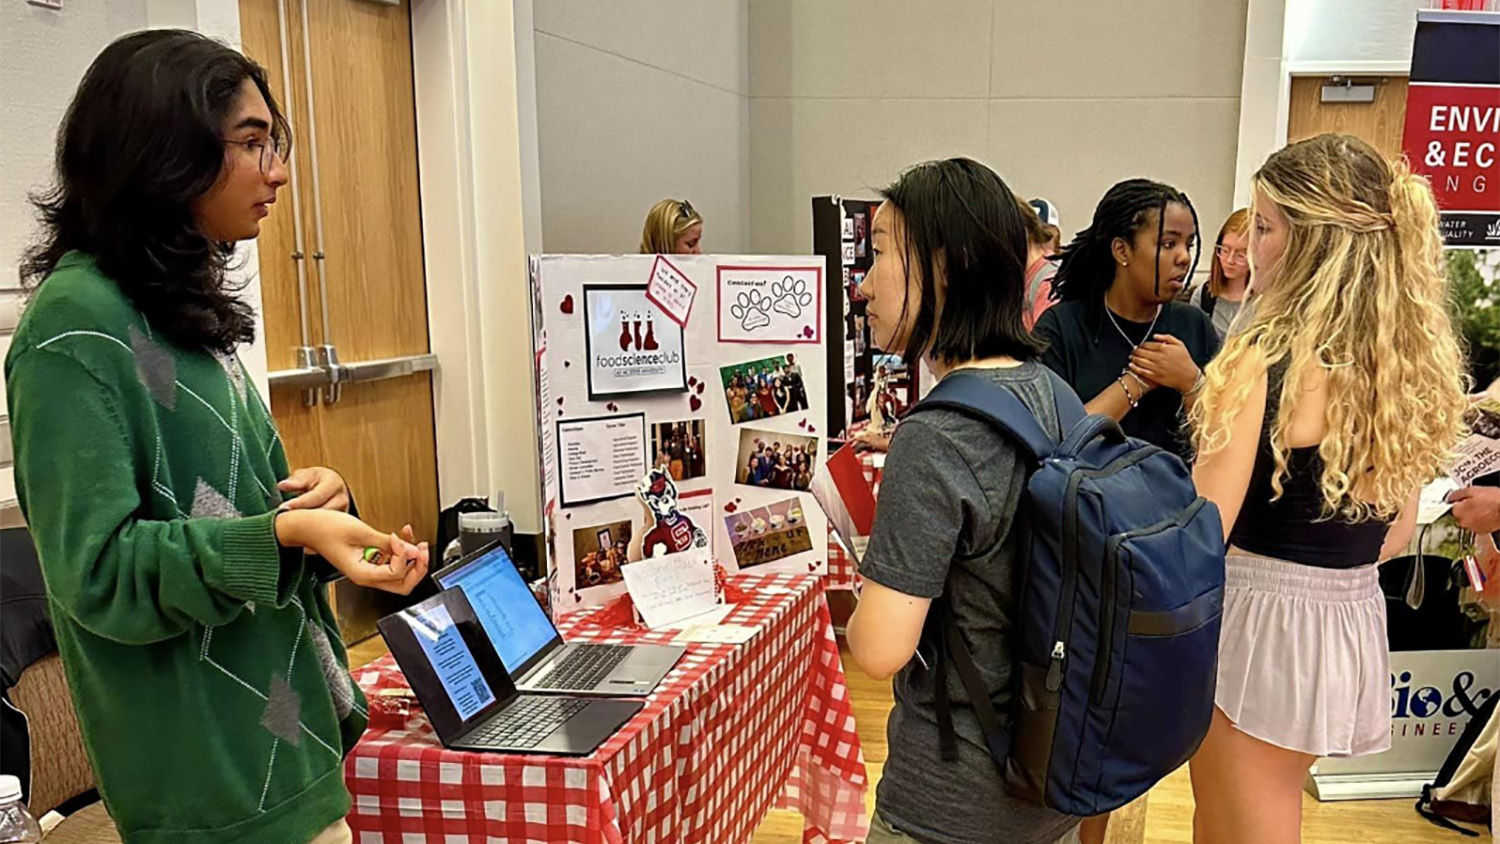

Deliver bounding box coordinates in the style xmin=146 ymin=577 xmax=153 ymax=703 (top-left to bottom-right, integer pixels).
xmin=731 ymin=290 xmax=773 ymax=331
xmin=772 ymin=275 xmax=813 ymax=319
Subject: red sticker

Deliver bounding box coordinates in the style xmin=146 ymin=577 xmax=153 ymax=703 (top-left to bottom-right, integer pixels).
xmin=690 ymin=395 xmax=703 ymax=412
xmin=559 ymin=295 xmax=574 ymax=314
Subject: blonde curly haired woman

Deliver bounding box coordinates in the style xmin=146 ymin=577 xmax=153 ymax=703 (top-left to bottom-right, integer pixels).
xmin=640 ymin=198 xmax=703 ymax=254
xmin=1187 ymin=134 xmax=1470 ymax=844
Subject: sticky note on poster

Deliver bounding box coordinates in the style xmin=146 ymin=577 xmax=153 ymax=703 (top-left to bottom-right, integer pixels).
xmin=646 ymin=255 xmax=697 ymax=327
xmin=621 ymin=546 xmax=718 ymax=629
xmin=717 ymin=265 xmax=823 ymax=345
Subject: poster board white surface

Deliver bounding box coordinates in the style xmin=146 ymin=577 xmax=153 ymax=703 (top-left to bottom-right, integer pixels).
xmin=532 ymin=255 xmax=830 ymax=615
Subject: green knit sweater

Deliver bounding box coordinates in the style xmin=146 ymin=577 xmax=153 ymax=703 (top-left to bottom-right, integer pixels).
xmin=5 ymin=253 xmax=366 ymax=844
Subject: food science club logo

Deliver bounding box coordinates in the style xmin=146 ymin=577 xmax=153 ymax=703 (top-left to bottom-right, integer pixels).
xmin=1391 ymin=669 xmax=1494 ymax=739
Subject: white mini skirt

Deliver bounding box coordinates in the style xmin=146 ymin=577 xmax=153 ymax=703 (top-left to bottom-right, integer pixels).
xmin=1214 ymin=550 xmax=1391 ymax=758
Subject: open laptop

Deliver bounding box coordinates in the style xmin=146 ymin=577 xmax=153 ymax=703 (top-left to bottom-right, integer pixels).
xmin=433 ymin=541 xmax=685 ymax=697
xmin=377 ymin=589 xmax=641 ymax=755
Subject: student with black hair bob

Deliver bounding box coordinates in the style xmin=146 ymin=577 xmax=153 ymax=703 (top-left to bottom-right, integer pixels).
xmin=846 ymin=158 xmax=1081 ymax=844
xmin=1033 ymin=179 xmax=1220 ymax=461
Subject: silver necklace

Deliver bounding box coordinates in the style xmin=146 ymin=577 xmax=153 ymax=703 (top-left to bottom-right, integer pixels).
xmin=1105 ymin=303 xmax=1162 ymax=350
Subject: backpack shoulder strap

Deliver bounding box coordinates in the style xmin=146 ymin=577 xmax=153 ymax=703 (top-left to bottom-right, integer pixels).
xmin=915 ymin=370 xmax=1082 ymax=460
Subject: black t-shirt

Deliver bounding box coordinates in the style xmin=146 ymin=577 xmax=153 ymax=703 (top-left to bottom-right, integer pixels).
xmin=1034 ymin=300 xmax=1220 ymax=460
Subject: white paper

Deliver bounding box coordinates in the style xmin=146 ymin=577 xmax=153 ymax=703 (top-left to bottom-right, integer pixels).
xmin=677 ymin=489 xmax=716 ymax=557
xmin=558 ymin=414 xmax=647 ymax=506
xmin=1417 ymin=477 xmax=1462 ymax=526
xmin=646 ymin=255 xmax=698 ymax=327
xmin=584 ymin=285 xmax=687 ymax=398
xmin=673 ymin=623 xmax=758 ymax=644
xmin=621 ymin=547 xmax=719 ymax=629
xmin=717 ymin=266 xmax=822 ymax=344
xmin=655 ymin=604 xmax=736 ymax=630
xmin=1448 ymin=405 xmax=1500 ymax=488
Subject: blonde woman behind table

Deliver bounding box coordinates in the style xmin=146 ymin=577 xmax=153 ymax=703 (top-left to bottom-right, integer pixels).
xmin=641 ymin=198 xmax=703 ymax=254
xmin=1187 ymin=133 xmax=1469 ymax=844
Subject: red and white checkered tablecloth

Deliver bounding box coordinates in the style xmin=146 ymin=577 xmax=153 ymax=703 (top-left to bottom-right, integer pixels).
xmin=344 ymin=573 xmax=869 ymax=844
xmin=825 ymin=450 xmax=882 ymax=592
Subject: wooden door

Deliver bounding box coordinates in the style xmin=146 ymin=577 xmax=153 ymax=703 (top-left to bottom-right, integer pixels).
xmin=240 ymin=0 xmax=440 ymax=641
xmin=1287 ymin=76 xmax=1410 ymax=160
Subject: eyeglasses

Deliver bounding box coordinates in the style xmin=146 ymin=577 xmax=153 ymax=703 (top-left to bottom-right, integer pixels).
xmin=223 ymin=136 xmax=287 ymax=174
xmin=678 ymin=199 xmax=696 ymax=220
xmin=1215 ymin=245 xmax=1248 ymax=264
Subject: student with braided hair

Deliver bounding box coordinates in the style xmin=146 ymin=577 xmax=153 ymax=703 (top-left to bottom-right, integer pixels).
xmin=1033 ymin=179 xmax=1219 ymax=462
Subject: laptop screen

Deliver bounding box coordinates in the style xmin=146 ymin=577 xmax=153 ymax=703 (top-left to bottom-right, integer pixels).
xmin=435 ymin=543 xmax=560 ymax=674
xmin=376 ymin=588 xmax=516 ymax=742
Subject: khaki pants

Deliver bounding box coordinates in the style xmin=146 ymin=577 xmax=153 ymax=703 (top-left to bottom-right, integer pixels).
xmin=308 ymin=820 xmax=353 ymax=844
xmin=866 ymin=809 xmax=1081 ymax=844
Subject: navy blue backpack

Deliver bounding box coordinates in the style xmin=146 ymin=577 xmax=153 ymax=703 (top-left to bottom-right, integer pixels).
xmin=914 ymin=370 xmax=1227 ymax=816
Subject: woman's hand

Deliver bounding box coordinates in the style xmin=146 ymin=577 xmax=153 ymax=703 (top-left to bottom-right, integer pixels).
xmin=852 ymin=427 xmax=892 ymax=453
xmin=1130 ymin=335 xmax=1200 ymax=395
xmin=278 ymin=467 xmax=351 ymax=513
xmin=276 ymin=509 xmax=429 ymax=595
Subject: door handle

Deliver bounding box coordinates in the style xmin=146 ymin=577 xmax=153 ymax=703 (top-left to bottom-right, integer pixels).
xmin=268 ymin=353 xmax=438 ymax=392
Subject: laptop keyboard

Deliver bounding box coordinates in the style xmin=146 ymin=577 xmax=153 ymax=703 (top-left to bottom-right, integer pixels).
xmin=535 ymin=644 xmax=632 ymax=691
xmin=470 ymin=696 xmax=590 ymax=749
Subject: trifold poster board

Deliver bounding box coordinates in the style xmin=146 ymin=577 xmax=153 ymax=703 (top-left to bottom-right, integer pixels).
xmin=530 ymin=254 xmax=830 ymax=616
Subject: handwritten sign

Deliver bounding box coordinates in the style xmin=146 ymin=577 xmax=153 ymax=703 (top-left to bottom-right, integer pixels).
xmin=621 ymin=547 xmax=719 ymax=629
xmin=646 ymin=255 xmax=698 ymax=327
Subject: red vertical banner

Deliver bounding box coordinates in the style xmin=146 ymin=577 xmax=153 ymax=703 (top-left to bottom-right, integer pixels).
xmin=1401 ymin=10 xmax=1500 ymax=246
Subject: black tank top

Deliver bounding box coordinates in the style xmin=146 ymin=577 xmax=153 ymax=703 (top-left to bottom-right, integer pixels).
xmin=1227 ymin=362 xmax=1389 ymax=568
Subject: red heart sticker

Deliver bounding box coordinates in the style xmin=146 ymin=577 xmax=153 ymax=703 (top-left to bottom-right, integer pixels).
xmin=798 ymin=419 xmax=807 ymax=429
xmin=557 ymin=397 xmax=565 ymax=405
xmin=560 ymin=295 xmax=574 ymax=314
xmin=724 ymin=502 xmax=738 ymax=513
xmin=803 ymin=326 xmax=814 ymax=339
xmin=574 ymin=593 xmax=583 ymax=603
xmin=808 ymin=561 xmax=818 ymax=572
xmin=695 ymin=382 xmax=705 ymax=395
xmin=564 ymin=360 xmax=571 ymax=368
xmin=809 ymin=425 xmax=817 ymax=434
xmin=607 ymin=402 xmax=619 ymax=412
xmin=688 ymin=376 xmax=698 ymax=388
xmin=690 ymin=395 xmax=703 ymax=412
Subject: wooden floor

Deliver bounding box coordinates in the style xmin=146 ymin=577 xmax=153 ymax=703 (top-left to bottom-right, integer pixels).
xmin=344 ymin=638 xmax=1458 ymax=844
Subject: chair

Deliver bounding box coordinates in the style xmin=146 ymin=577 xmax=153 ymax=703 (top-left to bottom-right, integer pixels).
xmin=8 ymin=653 xmax=121 ymax=843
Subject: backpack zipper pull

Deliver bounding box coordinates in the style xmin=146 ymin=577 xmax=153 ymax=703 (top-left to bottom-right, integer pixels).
xmin=1046 ymin=641 xmax=1066 ymax=691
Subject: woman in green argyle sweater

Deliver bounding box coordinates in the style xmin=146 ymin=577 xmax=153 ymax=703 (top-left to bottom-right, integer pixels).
xmin=5 ymin=30 xmax=429 ymax=844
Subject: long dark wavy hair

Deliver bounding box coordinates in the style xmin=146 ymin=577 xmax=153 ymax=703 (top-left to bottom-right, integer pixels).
xmin=22 ymin=29 xmax=290 ymax=353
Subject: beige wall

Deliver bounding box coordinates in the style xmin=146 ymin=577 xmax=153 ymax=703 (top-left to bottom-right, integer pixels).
xmin=532 ymin=0 xmax=751 ymax=255
xmin=748 ymin=0 xmax=1250 ymax=257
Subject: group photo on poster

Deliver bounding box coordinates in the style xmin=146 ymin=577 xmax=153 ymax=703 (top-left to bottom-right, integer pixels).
xmin=720 ymin=354 xmax=809 ymax=424
xmin=735 ymin=429 xmax=817 ymax=492
xmin=650 ymin=420 xmax=707 ymax=482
